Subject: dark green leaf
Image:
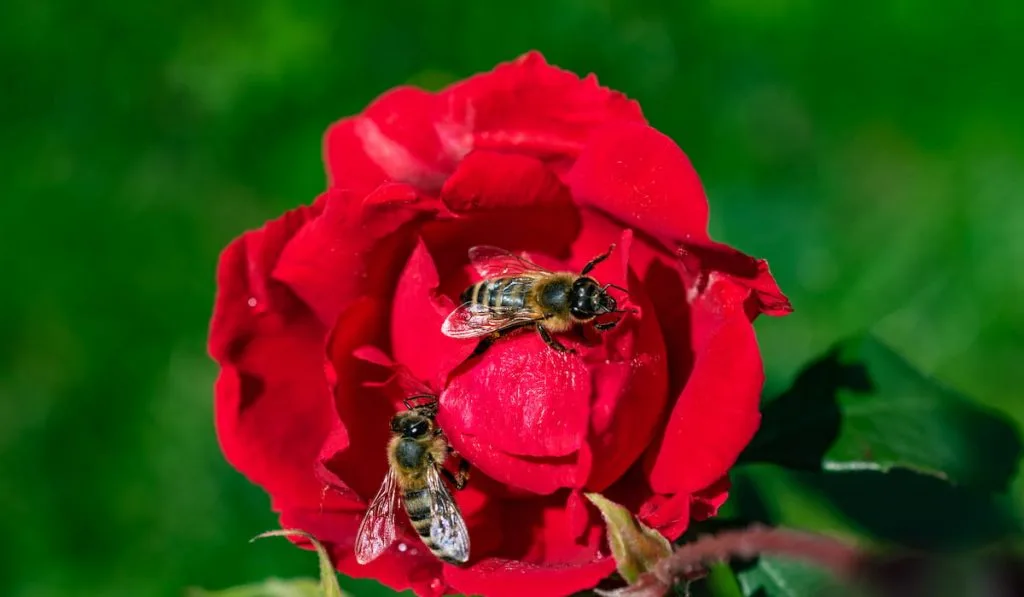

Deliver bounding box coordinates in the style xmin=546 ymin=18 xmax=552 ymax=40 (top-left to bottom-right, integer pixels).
xmin=700 ymin=563 xmax=745 ymax=597
xmin=743 ymin=334 xmax=1022 ymax=492
xmin=731 ymin=464 xmax=1019 ymax=552
xmin=734 ymin=556 xmax=858 ymax=597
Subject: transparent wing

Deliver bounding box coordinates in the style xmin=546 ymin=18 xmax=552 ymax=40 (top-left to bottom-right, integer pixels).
xmin=354 ymin=468 xmax=400 ymax=564
xmin=425 ymin=464 xmax=470 ymax=563
xmin=468 ymin=245 xmax=552 ymax=278
xmin=441 ymin=301 xmax=540 ymax=339
xmin=391 ymin=364 xmax=436 ymax=398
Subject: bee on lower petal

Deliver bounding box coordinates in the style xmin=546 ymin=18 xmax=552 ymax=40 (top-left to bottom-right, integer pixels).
xmin=354 ymin=389 xmax=471 ymax=566
xmin=441 ymin=244 xmax=633 ymax=356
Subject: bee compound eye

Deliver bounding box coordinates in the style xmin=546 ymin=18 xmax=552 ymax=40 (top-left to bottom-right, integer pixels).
xmin=408 ymin=420 xmax=429 ymax=437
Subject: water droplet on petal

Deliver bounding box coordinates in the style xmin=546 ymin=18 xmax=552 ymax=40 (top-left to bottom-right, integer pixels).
xmin=247 ymin=297 xmax=258 ymax=308
xmin=429 ymin=578 xmax=443 ymax=592
xmin=409 ymin=547 xmax=419 ymax=556
xmin=397 ymin=542 xmax=408 ymax=552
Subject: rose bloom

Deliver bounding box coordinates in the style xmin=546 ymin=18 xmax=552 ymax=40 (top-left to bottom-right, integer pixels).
xmin=209 ymin=52 xmax=790 ymax=597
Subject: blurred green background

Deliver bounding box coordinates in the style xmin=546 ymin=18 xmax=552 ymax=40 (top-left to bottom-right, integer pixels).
xmin=2 ymin=1 xmax=1022 ymax=595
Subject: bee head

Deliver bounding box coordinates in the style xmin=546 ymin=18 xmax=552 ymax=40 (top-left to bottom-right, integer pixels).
xmin=596 ymin=289 xmax=617 ymax=314
xmin=390 ymin=411 xmax=433 ymax=438
xmin=570 ymin=277 xmax=618 ymax=319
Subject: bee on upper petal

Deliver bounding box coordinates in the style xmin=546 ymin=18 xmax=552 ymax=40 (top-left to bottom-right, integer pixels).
xmin=441 ymin=244 xmax=632 ymax=356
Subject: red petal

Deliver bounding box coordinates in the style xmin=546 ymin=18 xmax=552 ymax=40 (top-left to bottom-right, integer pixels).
xmin=450 ymin=433 xmax=585 ymax=495
xmin=273 ymin=185 xmax=440 ymax=326
xmin=638 ymin=492 xmax=692 ymax=540
xmin=644 ymin=272 xmax=766 ymax=494
xmin=568 ymin=219 xmax=669 ymax=492
xmin=313 ymin=418 xmax=363 ymax=506
xmin=445 ymin=492 xmax=614 ymax=597
xmin=320 ymin=298 xmax=495 ymax=525
xmin=676 ymin=241 xmax=793 ymax=317
xmin=441 ymin=150 xmax=576 ymax=216
xmin=445 ymin=557 xmax=615 ymax=597
xmin=460 ymin=490 xmax=597 ymax=562
xmin=566 ymin=490 xmax=592 ymax=541
xmin=208 ymin=204 xmax=319 ymax=362
xmin=279 ymin=508 xmax=448 ymax=597
xmin=323 ymin=52 xmax=644 ymax=196
xmin=421 ymin=150 xmax=583 ymax=299
xmin=691 ymin=475 xmax=731 ymax=521
xmin=627 ymin=226 xmax=789 ymax=394
xmin=438 ymin=150 xmax=582 ymax=261
xmin=600 ymin=466 xmax=692 ymax=541
xmin=435 ymin=308 xmax=594 ymax=493
xmin=436 ymin=51 xmax=645 ymax=161
xmin=617 ymin=223 xmax=784 ymax=497
xmin=441 ymin=337 xmax=592 ymax=459
xmin=390 ymin=238 xmax=485 ymax=388
xmin=210 ymin=207 xmax=344 ymax=512
xmin=324 ymin=87 xmax=453 ymax=196
xmin=567 ymin=122 xmax=710 ymax=244
xmin=626 ymin=233 xmax=697 ymax=400
xmin=320 ymin=297 xmax=402 ymax=501
xmin=437 ymin=223 xmax=669 ymax=496
xmin=322 ymin=119 xmax=389 ymax=198
xmin=531 ymin=491 xmax=606 ymax=562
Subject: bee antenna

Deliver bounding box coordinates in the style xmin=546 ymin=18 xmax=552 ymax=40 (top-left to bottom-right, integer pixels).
xmin=403 ymin=393 xmax=437 ymax=410
xmin=602 ymin=283 xmax=630 ymax=295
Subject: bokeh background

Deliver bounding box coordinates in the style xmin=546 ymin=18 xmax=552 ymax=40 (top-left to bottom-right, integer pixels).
xmin=2 ymin=1 xmax=1022 ymax=595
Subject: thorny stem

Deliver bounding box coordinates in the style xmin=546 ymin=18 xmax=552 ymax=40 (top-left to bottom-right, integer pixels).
xmin=620 ymin=524 xmax=868 ymax=597
xmin=614 ymin=525 xmax=1024 ymax=597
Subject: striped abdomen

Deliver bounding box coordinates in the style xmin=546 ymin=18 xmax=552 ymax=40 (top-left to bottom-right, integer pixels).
xmin=403 ymin=487 xmax=459 ymax=564
xmin=460 ymin=277 xmax=532 ymax=310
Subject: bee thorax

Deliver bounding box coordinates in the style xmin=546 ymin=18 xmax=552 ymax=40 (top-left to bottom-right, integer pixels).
xmin=394 ymin=438 xmax=427 ymax=470
xmin=538 ymin=278 xmax=569 ymax=308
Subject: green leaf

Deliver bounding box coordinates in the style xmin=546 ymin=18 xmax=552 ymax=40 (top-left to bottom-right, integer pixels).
xmin=702 ymin=562 xmax=745 ymax=597
xmin=734 ymin=556 xmax=858 ymax=597
xmin=186 ymin=578 xmax=322 ymax=597
xmin=250 ymin=529 xmax=345 ymax=597
xmin=743 ymin=334 xmax=1022 ymax=492
xmin=586 ymin=492 xmax=673 ymax=584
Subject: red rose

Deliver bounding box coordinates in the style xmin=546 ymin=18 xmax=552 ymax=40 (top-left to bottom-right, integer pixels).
xmin=209 ymin=52 xmax=791 ymax=597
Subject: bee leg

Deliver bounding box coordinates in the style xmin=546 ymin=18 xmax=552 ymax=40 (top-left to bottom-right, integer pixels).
xmin=594 ymin=319 xmax=619 ymax=332
xmin=580 ymin=243 xmax=616 ymax=276
xmin=454 ymin=458 xmax=470 ymax=490
xmin=536 ymin=323 xmax=576 ymax=354
xmin=441 ymin=461 xmax=471 ymax=490
xmin=470 ymin=332 xmax=500 ymax=358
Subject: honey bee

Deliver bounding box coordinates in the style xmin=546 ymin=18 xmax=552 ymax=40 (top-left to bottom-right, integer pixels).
xmin=441 ymin=244 xmax=631 ymax=355
xmin=354 ymin=392 xmax=471 ymax=565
